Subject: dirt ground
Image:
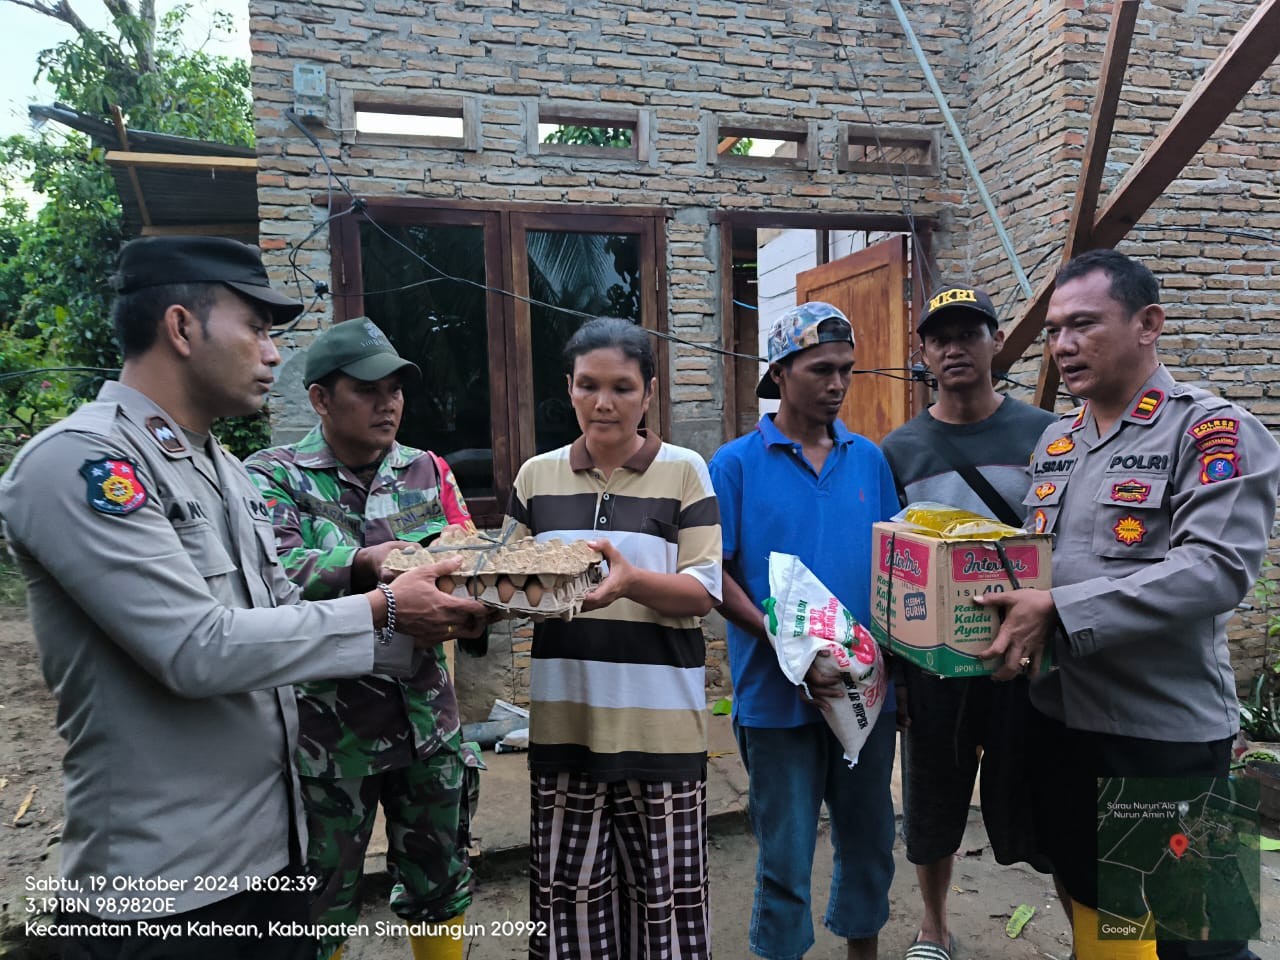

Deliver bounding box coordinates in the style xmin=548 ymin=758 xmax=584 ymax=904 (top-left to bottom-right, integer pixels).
xmin=2 ymin=607 xmax=1278 ymax=959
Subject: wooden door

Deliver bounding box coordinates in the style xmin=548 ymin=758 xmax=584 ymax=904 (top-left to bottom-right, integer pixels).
xmin=796 ymin=236 xmax=910 ymax=443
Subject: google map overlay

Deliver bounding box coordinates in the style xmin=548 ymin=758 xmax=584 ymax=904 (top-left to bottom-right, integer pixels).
xmin=1097 ymin=777 xmax=1261 ymax=941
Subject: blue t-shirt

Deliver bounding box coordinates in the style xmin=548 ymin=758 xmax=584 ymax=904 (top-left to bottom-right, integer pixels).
xmin=709 ymin=414 xmax=899 ymax=728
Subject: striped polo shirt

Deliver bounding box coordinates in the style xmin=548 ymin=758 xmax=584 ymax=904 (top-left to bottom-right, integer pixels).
xmin=507 ymin=430 xmax=722 ymax=781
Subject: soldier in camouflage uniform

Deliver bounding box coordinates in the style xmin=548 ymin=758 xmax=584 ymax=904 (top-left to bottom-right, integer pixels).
xmin=246 ymin=318 xmax=483 ymax=960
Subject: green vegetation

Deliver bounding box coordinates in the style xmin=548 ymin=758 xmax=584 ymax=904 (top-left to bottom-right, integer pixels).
xmin=0 ymin=2 xmax=266 ymax=469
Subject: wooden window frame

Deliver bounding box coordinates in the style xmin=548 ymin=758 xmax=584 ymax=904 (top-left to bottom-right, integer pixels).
xmin=337 ymin=89 xmax=479 ymax=150
xmin=528 ymin=103 xmax=650 ymax=162
xmin=327 ymin=197 xmax=669 ymax=525
xmin=838 ymin=124 xmax=940 ymax=177
xmin=708 ymin=116 xmax=818 ymax=170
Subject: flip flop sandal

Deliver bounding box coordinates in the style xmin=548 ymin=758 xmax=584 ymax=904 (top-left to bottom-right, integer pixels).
xmin=903 ymin=933 xmax=956 ymax=960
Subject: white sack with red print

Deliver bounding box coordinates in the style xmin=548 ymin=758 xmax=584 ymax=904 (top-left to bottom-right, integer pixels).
xmin=764 ymin=552 xmax=887 ymax=766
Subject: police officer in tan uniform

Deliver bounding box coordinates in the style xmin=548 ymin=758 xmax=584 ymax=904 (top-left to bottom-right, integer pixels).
xmin=977 ymin=250 xmax=1279 ymax=960
xmin=0 ymin=237 xmax=487 ymax=960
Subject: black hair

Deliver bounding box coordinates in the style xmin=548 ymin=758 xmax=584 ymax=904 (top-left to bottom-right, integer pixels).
xmin=111 ymin=283 xmax=219 ymax=359
xmin=563 ymin=317 xmax=656 ymax=387
xmin=1055 ymin=249 xmax=1159 ymax=316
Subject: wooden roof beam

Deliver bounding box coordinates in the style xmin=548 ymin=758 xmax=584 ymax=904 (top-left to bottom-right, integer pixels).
xmin=996 ymin=0 xmax=1280 ymax=380
xmin=110 ymin=106 xmax=152 ymax=228
xmin=1032 ymin=0 xmax=1139 ymax=406
xmin=104 ymin=151 xmax=259 ymax=172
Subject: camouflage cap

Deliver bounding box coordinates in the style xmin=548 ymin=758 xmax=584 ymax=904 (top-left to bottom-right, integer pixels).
xmin=757 ymin=301 xmax=856 ymax=399
xmin=304 ymin=318 xmax=422 ymax=386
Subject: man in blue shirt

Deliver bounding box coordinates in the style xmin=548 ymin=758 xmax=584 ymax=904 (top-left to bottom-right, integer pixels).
xmin=710 ymin=302 xmax=900 ymax=960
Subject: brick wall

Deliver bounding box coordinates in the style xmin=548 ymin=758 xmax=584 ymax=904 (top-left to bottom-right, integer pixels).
xmin=250 ymin=0 xmax=975 ymax=453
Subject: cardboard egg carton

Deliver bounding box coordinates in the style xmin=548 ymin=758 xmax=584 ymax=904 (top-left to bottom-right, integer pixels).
xmin=384 ymin=533 xmax=604 ymax=622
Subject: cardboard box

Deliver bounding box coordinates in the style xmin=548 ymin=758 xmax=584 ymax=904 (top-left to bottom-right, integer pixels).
xmin=869 ymin=521 xmax=1052 ymax=678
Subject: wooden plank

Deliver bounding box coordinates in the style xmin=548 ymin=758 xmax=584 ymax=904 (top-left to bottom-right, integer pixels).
xmin=1090 ymin=0 xmax=1280 ymax=248
xmin=998 ymin=0 xmax=1280 ymax=378
xmin=105 ymin=151 xmax=259 ymax=172
xmin=1067 ymin=0 xmax=1139 ymax=256
xmin=110 ymin=106 xmax=151 ymax=228
xmin=1034 ymin=0 xmax=1139 ymax=408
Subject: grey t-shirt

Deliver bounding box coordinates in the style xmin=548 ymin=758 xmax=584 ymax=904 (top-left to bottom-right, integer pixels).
xmin=880 ymin=396 xmax=1057 ymax=519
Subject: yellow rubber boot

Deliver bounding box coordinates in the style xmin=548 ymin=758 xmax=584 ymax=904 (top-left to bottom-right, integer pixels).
xmin=1071 ymin=900 xmax=1157 ymax=960
xmin=409 ymin=914 xmax=466 ymax=960
xmin=329 ymin=948 xmax=345 ymax=960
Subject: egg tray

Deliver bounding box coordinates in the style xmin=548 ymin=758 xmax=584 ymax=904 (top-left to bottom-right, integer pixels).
xmin=384 ymin=535 xmax=604 ymax=622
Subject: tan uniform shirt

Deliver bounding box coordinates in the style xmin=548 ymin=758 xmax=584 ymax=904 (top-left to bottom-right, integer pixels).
xmin=1025 ymin=366 xmax=1280 ymax=742
xmin=0 ymin=381 xmax=408 ymax=918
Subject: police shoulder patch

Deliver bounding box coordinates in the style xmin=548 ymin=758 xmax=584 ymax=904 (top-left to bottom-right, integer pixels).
xmin=80 ymin=457 xmax=148 ymax=515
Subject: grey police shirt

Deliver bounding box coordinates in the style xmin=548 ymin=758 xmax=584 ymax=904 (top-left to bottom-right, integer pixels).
xmin=1025 ymin=365 xmax=1280 ymax=742
xmin=0 ymin=381 xmax=409 ymax=918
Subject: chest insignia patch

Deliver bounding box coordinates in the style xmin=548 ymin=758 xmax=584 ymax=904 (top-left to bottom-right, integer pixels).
xmin=1033 ymin=508 xmax=1048 ymax=534
xmin=1046 ymin=436 xmax=1074 ymax=456
xmin=81 ymin=457 xmax=148 ymax=516
xmin=146 ymin=416 xmax=185 ymax=454
xmin=1200 ymin=451 xmax=1237 ymax=484
xmin=1034 ymin=482 xmax=1057 ymax=500
xmin=1113 ymin=515 xmax=1146 ymax=546
xmin=1130 ymin=389 xmax=1164 ymax=421
xmin=1110 ymin=479 xmax=1151 ymax=504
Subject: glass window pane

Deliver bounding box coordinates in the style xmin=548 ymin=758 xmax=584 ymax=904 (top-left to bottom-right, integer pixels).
xmin=526 ymin=230 xmax=642 ymax=454
xmin=359 ymin=221 xmax=494 ymax=497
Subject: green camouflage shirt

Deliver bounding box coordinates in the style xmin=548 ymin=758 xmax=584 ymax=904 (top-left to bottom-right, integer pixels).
xmin=246 ymin=425 xmax=474 ymax=778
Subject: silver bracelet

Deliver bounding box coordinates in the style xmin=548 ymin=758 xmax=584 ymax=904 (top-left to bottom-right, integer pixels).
xmin=375 ymin=582 xmax=396 ymax=645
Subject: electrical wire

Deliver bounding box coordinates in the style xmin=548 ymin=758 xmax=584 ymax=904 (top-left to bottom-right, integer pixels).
xmin=820 ymin=0 xmax=938 ymax=296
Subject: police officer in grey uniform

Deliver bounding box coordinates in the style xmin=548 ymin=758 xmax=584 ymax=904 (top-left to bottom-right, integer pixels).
xmin=0 ymin=237 xmax=487 ymax=960
xmin=976 ymin=249 xmax=1280 ymax=960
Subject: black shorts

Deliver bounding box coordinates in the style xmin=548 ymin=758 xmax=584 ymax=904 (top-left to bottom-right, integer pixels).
xmin=902 ymin=663 xmax=1048 ymax=869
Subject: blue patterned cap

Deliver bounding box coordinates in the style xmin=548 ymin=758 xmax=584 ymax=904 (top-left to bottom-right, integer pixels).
xmin=757 ymin=301 xmax=855 ymax=399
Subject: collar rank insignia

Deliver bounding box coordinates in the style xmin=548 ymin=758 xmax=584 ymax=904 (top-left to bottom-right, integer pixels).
xmin=1070 ymin=405 xmax=1087 ymax=430
xmin=1035 ymin=482 xmax=1057 ymax=500
xmin=1188 ymin=417 xmax=1239 ymax=452
xmin=1113 ymin=515 xmax=1146 ymax=546
xmin=1130 ymin=389 xmax=1164 ymax=421
xmin=1200 ymin=451 xmax=1237 ymax=484
xmin=81 ymin=457 xmax=147 ymax=516
xmin=146 ymin=416 xmax=185 ymax=454
xmin=1046 ymin=436 xmax=1074 ymax=456
xmin=1110 ymin=479 xmax=1151 ymax=504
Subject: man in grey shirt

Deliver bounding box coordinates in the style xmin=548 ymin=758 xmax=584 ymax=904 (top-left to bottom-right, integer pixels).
xmin=881 ymin=286 xmax=1055 ymax=960
xmin=978 ymin=250 xmax=1280 ymax=960
xmin=0 ymin=237 xmax=487 ymax=960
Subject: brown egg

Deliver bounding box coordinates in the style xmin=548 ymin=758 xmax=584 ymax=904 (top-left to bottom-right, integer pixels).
xmin=437 ymin=576 xmax=455 ymax=595
xmin=496 ymin=577 xmax=516 ymax=603
xmin=524 ymin=581 xmax=544 ymax=607
xmin=468 ymin=576 xmax=485 ymax=598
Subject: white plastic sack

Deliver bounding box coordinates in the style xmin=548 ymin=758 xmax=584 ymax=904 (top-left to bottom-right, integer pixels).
xmin=764 ymin=552 xmax=887 ymax=766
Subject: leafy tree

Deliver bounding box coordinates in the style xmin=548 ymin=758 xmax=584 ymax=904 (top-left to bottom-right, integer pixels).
xmin=0 ymin=0 xmax=267 ymax=460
